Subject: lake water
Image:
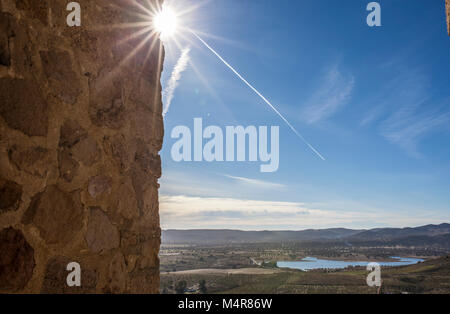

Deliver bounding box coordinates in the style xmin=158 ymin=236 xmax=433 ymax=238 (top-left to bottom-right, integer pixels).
xmin=277 ymin=256 xmax=424 ymax=271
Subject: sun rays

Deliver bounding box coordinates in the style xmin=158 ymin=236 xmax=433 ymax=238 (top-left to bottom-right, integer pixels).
xmin=154 ymin=6 xmax=178 ymax=39
xmin=98 ymin=0 xmax=324 ymax=160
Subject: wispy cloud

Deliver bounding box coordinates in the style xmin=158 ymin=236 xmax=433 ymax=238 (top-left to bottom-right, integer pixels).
xmin=361 ymin=63 xmax=450 ymax=157
xmin=160 ymin=195 xmax=448 ymax=230
xmin=360 ymin=66 xmax=429 ymax=128
xmin=162 ymin=47 xmax=191 ymax=116
xmin=223 ymin=174 xmax=285 ymax=189
xmin=381 ymin=108 xmax=450 ymax=158
xmin=302 ymin=65 xmax=355 ymax=124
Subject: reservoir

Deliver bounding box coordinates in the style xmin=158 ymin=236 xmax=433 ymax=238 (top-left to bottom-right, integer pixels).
xmin=277 ymin=256 xmax=424 ymax=271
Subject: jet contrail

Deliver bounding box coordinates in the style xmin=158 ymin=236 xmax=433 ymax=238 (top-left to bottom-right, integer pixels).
xmin=191 ymin=31 xmax=325 ymax=161
xmin=163 ymin=47 xmax=191 ymax=117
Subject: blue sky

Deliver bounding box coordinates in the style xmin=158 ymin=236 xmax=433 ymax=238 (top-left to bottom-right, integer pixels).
xmin=158 ymin=0 xmax=450 ymax=230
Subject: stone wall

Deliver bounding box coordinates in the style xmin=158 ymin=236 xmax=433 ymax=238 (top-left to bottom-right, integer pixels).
xmin=447 ymin=0 xmax=450 ymax=35
xmin=0 ymin=0 xmax=164 ymax=293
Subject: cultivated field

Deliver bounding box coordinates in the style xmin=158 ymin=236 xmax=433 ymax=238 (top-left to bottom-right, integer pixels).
xmin=160 ymin=243 xmax=450 ymax=294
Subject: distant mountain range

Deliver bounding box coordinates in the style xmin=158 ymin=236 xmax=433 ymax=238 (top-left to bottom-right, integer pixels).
xmin=162 ymin=223 xmax=450 ymax=246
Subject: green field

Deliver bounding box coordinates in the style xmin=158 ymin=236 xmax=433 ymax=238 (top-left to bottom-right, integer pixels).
xmin=161 ymin=255 xmax=450 ymax=294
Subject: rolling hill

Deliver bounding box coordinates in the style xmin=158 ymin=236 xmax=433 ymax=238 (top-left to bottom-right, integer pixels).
xmin=162 ymin=223 xmax=450 ymax=246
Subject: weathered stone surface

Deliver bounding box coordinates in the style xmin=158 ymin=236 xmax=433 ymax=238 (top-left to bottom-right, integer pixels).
xmin=131 ymin=164 xmax=159 ymax=214
xmin=85 ymin=208 xmax=119 ymax=253
xmin=6 ymin=17 xmax=34 ymax=77
xmin=135 ymin=139 xmax=162 ymax=178
xmin=116 ymin=182 xmax=139 ymax=220
xmin=40 ymin=50 xmax=81 ymax=104
xmin=125 ymin=255 xmax=139 ymax=273
xmin=114 ymin=30 xmax=164 ymax=83
xmin=128 ymin=268 xmax=159 ymax=294
xmin=0 ymin=228 xmax=35 ymax=291
xmin=71 ymin=136 xmax=100 ymax=167
xmin=0 ymin=0 xmax=163 ymax=294
xmin=143 ymin=184 xmax=159 ymax=214
xmin=89 ymin=74 xmax=126 ymax=129
xmin=64 ymin=29 xmax=99 ymax=59
xmin=8 ymin=146 xmax=52 ymax=178
xmin=103 ymin=252 xmax=127 ymax=293
xmin=447 ymin=0 xmax=450 ymax=35
xmin=88 ymin=175 xmax=112 ymax=198
xmin=15 ymin=0 xmax=48 ymax=25
xmin=120 ymin=229 xmax=139 ymax=253
xmin=0 ymin=13 xmax=13 ymax=66
xmin=132 ymin=105 xmax=164 ymax=148
xmin=130 ymin=77 xmax=163 ymax=116
xmin=121 ymin=223 xmax=160 ymax=258
xmin=41 ymin=256 xmax=98 ymax=294
xmin=0 ymin=78 xmax=48 ymax=137
xmin=58 ymin=149 xmax=79 ymax=182
xmin=59 ymin=119 xmax=87 ymax=148
xmin=103 ymin=134 xmax=130 ymax=173
xmin=0 ymin=178 xmax=22 ymax=213
xmin=139 ymin=239 xmax=160 ymax=269
xmin=22 ymin=186 xmax=84 ymax=245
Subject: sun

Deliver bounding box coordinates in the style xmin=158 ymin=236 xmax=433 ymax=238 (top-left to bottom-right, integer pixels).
xmin=154 ymin=7 xmax=178 ymax=39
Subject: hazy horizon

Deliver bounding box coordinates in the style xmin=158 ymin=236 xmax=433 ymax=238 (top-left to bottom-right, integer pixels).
xmin=162 ymin=222 xmax=450 ymax=232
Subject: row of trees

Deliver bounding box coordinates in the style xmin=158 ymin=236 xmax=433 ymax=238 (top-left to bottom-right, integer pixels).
xmin=164 ymin=279 xmax=207 ymax=294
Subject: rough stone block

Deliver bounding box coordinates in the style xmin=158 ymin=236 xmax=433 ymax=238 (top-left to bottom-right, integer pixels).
xmin=71 ymin=136 xmax=100 ymax=167
xmin=89 ymin=74 xmax=126 ymax=129
xmin=103 ymin=252 xmax=127 ymax=293
xmin=85 ymin=208 xmax=120 ymax=253
xmin=88 ymin=175 xmax=112 ymax=198
xmin=8 ymin=146 xmax=52 ymax=178
xmin=132 ymin=106 xmax=165 ymax=149
xmin=41 ymin=256 xmax=98 ymax=294
xmin=128 ymin=268 xmax=159 ymax=294
xmin=15 ymin=0 xmax=48 ymax=25
xmin=22 ymin=186 xmax=84 ymax=245
xmin=0 ymin=13 xmax=13 ymax=66
xmin=40 ymin=50 xmax=81 ymax=105
xmin=0 ymin=228 xmax=35 ymax=291
xmin=0 ymin=178 xmax=22 ymax=214
xmin=59 ymin=119 xmax=87 ymax=148
xmin=58 ymin=149 xmax=79 ymax=182
xmin=0 ymin=78 xmax=48 ymax=137
xmin=135 ymin=139 xmax=162 ymax=178
xmin=103 ymin=134 xmax=131 ymax=173
xmin=116 ymin=182 xmax=139 ymax=220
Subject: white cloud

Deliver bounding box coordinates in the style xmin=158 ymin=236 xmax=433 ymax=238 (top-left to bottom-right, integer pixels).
xmin=160 ymin=195 xmax=448 ymax=230
xmin=302 ymin=65 xmax=355 ymax=124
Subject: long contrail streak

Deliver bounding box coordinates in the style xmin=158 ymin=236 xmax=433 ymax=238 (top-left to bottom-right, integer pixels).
xmin=163 ymin=47 xmax=191 ymax=117
xmin=191 ymin=31 xmax=325 ymax=161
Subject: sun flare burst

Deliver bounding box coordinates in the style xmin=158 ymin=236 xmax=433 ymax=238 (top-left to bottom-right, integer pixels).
xmin=104 ymin=0 xmax=323 ymax=159
xmin=154 ymin=6 xmax=178 ymax=39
